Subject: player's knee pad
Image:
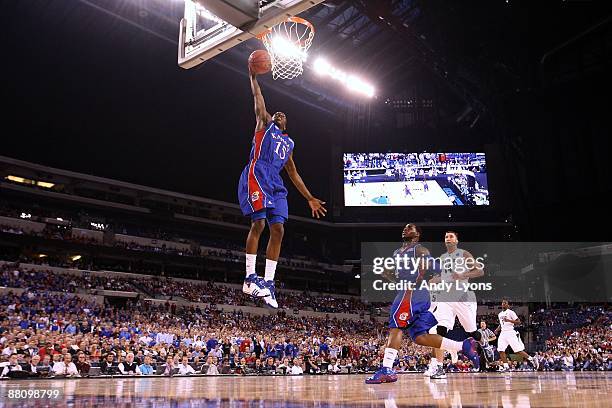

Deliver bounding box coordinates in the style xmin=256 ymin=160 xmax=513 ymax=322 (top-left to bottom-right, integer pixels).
xmin=436 ymin=326 xmax=448 ymax=336
xmin=469 ymin=331 xmax=482 ymax=341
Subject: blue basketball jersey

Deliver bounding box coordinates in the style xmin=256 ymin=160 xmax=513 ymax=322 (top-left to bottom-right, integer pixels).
xmin=393 ymin=243 xmax=425 ymax=283
xmin=238 ymin=121 xmax=294 ymax=216
xmin=248 ymin=122 xmax=294 ymax=173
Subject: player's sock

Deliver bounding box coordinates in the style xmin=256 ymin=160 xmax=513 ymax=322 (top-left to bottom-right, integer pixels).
xmin=264 ymin=259 xmax=277 ymax=282
xmin=245 ymin=254 xmax=257 ymax=278
xmin=441 ymin=338 xmax=462 ymax=352
xmin=382 ymin=348 xmax=398 ymax=369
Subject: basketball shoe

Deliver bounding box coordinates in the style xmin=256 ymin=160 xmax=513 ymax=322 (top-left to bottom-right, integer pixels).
xmin=423 ymin=359 xmax=437 ymax=376
xmin=461 ymin=338 xmax=480 ymax=368
xmin=263 ymin=280 xmax=278 ymax=308
xmin=430 ymin=364 xmax=447 ymax=379
xmin=242 ymin=274 xmax=271 ymax=297
xmin=365 ymin=367 xmax=398 ymax=384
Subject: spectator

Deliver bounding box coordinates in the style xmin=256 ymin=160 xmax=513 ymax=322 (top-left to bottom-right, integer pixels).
xmin=23 ymin=354 xmax=41 ymax=375
xmin=40 ymin=354 xmax=53 ymax=371
xmin=118 ymin=352 xmax=141 ymax=375
xmin=328 ymin=358 xmax=341 ymax=373
xmin=0 ymin=354 xmax=23 ymax=377
xmin=52 ymin=353 xmax=79 ymax=377
xmin=290 ymin=358 xmax=304 ymax=375
xmin=100 ymin=353 xmax=116 ymax=375
xmin=75 ymin=353 xmax=91 ymax=376
xmin=563 ymin=352 xmax=575 ymax=371
xmin=161 ymin=356 xmax=175 ymax=376
xmin=203 ymin=356 xmax=219 ymax=375
xmin=177 ymin=356 xmax=196 ymax=375
xmin=263 ymin=356 xmax=276 ymax=374
xmin=139 ymin=355 xmax=155 ymax=375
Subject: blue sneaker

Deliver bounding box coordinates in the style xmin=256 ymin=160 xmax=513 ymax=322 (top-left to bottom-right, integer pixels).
xmin=242 ymin=274 xmax=271 ymax=298
xmin=263 ymin=281 xmax=278 ymax=308
xmin=462 ymin=337 xmax=480 ymax=368
xmin=365 ymin=367 xmax=398 ymax=384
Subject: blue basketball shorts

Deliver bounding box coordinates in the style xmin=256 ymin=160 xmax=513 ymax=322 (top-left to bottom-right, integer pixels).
xmin=388 ymin=288 xmax=438 ymax=340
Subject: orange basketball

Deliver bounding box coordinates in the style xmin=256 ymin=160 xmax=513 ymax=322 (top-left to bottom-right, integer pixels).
xmin=248 ymin=50 xmax=272 ymax=75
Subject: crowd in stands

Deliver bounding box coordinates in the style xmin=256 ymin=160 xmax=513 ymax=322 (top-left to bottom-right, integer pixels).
xmin=0 ymin=286 xmax=609 ymax=380
xmin=0 ymin=290 xmax=413 ymax=378
xmin=530 ymin=305 xmax=604 ymax=342
xmin=0 ymin=263 xmax=373 ymax=313
xmin=343 ymin=153 xmax=485 ymax=173
xmin=0 ymin=265 xmax=137 ymax=293
xmin=0 ymin=205 xmax=335 ymax=269
xmin=531 ymin=306 xmax=611 ymax=371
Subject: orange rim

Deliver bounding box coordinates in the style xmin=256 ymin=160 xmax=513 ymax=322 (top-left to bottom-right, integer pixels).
xmin=256 ymin=16 xmax=315 ymax=40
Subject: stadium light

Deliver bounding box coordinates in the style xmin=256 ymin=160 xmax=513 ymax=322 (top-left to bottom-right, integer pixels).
xmin=5 ymin=175 xmax=54 ymax=188
xmin=36 ymin=181 xmax=55 ymax=188
xmin=313 ymin=57 xmax=375 ymax=97
xmin=90 ymin=222 xmax=106 ymax=231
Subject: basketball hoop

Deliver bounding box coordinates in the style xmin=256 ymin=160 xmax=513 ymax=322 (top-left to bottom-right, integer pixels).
xmin=258 ymin=17 xmax=315 ymax=80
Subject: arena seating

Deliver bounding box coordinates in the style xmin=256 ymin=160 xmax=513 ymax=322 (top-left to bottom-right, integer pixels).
xmin=1 ymin=283 xmax=609 ymax=378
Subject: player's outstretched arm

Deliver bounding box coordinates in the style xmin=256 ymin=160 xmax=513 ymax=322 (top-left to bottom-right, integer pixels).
xmin=249 ymin=71 xmax=272 ymax=131
xmin=284 ymin=153 xmax=327 ymax=219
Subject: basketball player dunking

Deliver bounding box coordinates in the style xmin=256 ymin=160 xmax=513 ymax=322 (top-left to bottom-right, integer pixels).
xmin=426 ymin=231 xmax=483 ymax=379
xmin=365 ymin=224 xmax=480 ymax=384
xmin=495 ymin=299 xmax=539 ymax=371
xmin=238 ymin=69 xmax=326 ymax=308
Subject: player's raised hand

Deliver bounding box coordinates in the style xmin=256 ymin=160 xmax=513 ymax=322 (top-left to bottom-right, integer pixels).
xmin=308 ymin=198 xmax=327 ymax=218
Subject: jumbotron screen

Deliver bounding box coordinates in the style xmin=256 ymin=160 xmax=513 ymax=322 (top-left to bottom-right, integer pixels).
xmin=343 ymin=152 xmax=489 ymax=206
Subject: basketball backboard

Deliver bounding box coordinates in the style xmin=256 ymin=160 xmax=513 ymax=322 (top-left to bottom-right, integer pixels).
xmin=178 ymin=0 xmax=324 ymax=69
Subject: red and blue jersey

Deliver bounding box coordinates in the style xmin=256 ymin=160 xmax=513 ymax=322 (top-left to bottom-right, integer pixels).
xmin=238 ymin=122 xmax=294 ymax=216
xmin=388 ymin=243 xmax=438 ymax=340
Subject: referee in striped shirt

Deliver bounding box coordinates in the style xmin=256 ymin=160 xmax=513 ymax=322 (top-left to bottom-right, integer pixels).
xmin=478 ymin=321 xmax=497 ymax=370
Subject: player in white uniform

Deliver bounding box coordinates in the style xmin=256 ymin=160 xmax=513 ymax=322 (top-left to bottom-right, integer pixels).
xmin=427 ymin=231 xmax=484 ymax=379
xmin=495 ymin=299 xmax=539 ymax=372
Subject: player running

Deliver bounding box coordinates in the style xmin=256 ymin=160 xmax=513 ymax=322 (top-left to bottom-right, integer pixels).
xmin=426 ymin=231 xmax=484 ymax=379
xmin=365 ymin=224 xmax=480 ymax=384
xmin=404 ymin=184 xmax=412 ymax=198
xmin=238 ymin=69 xmax=326 ymax=308
xmin=495 ymin=299 xmax=539 ymax=372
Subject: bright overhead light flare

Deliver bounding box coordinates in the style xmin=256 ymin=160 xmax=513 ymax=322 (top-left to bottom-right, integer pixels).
xmin=313 ymin=57 xmax=375 ymax=98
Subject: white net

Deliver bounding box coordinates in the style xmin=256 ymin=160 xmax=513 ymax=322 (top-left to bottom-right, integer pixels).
xmin=259 ymin=17 xmax=315 ymax=80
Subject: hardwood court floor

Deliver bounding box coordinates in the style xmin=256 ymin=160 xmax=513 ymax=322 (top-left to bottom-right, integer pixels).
xmin=1 ymin=372 xmax=610 ymax=407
